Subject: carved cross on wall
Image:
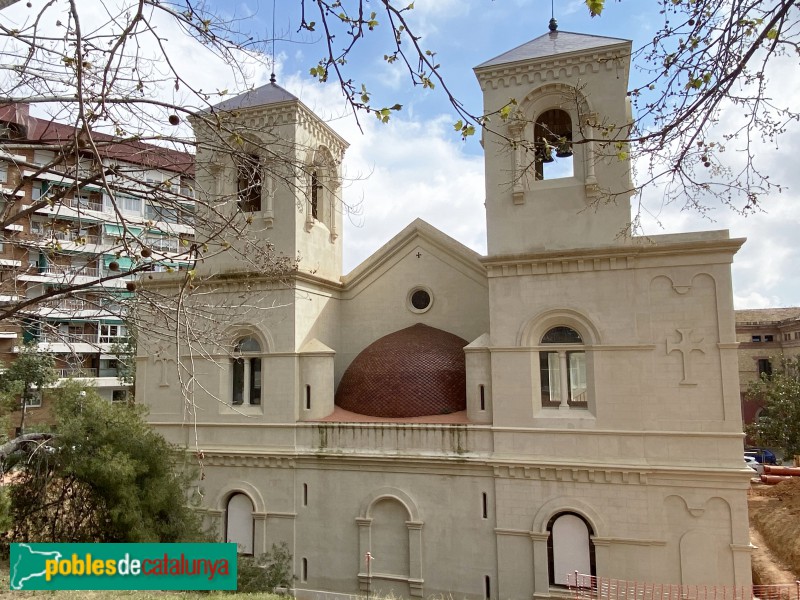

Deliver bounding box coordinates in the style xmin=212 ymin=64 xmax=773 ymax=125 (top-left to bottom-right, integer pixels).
xmin=666 ymin=328 xmax=705 ymax=385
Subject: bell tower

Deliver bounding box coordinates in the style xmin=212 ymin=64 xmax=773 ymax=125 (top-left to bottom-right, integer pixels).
xmin=192 ymin=80 xmax=348 ymax=282
xmin=474 ymin=27 xmax=633 ymax=255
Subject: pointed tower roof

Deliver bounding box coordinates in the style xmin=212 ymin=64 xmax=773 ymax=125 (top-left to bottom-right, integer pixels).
xmin=475 ymin=30 xmax=629 ymax=70
xmin=213 ymin=81 xmax=299 ymax=111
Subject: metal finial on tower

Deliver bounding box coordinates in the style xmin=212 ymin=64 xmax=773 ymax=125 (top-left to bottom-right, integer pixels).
xmin=549 ymin=0 xmax=557 ymax=31
xmin=270 ymin=0 xmax=277 ymax=83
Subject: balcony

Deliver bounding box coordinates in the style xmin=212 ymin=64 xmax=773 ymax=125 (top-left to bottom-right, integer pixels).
xmin=65 ymin=196 xmax=103 ymax=213
xmin=51 ymin=230 xmax=101 ymax=245
xmin=38 ymin=265 xmax=100 ymax=278
xmin=39 ymin=298 xmax=91 ymax=312
xmin=40 ymin=332 xmax=98 ymax=344
xmin=57 ymin=367 xmax=99 ymax=378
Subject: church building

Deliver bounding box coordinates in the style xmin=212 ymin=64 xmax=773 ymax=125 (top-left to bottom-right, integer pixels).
xmin=138 ymin=28 xmax=753 ymax=599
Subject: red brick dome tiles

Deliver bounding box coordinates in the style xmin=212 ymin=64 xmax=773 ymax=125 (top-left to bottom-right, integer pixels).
xmin=335 ymin=324 xmax=468 ymax=418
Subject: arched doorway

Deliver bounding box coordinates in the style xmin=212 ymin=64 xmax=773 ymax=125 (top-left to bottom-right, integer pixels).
xmin=226 ymin=493 xmax=254 ymax=555
xmin=547 ymin=512 xmax=595 ymax=586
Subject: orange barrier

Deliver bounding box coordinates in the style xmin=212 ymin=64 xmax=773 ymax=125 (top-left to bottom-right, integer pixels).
xmin=763 ymin=465 xmax=800 ymax=476
xmin=760 ymin=474 xmax=794 ymax=485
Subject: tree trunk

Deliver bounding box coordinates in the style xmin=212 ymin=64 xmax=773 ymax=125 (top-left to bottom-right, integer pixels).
xmin=0 ymin=432 xmax=53 ymax=467
xmin=17 ymin=389 xmax=28 ymax=436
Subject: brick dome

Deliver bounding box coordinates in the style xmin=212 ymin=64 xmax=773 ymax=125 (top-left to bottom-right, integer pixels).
xmin=335 ymin=324 xmax=468 ymax=418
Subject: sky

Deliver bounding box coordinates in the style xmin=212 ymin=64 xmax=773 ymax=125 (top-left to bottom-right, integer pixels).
xmin=3 ymin=0 xmax=799 ymax=309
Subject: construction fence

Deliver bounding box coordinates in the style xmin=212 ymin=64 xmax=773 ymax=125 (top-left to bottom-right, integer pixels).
xmin=569 ymin=574 xmax=800 ymax=600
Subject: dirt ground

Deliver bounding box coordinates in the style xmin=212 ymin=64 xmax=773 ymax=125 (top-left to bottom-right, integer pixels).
xmin=749 ymin=477 xmax=800 ymax=584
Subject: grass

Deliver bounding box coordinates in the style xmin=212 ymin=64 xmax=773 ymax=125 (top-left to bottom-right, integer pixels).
xmin=0 ymin=560 xmax=285 ymax=599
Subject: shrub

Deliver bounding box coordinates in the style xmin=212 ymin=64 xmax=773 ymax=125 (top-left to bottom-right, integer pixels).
xmin=235 ymin=542 xmax=295 ymax=593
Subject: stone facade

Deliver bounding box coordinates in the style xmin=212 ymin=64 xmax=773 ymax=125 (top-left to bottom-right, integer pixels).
xmin=735 ymin=307 xmax=800 ymax=424
xmin=139 ymin=29 xmax=752 ymax=599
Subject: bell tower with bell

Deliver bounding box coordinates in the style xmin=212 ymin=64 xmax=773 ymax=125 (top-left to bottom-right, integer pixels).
xmin=474 ymin=20 xmax=633 ymax=256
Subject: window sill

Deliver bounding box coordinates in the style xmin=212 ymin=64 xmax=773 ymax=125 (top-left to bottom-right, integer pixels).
xmin=533 ymin=406 xmax=596 ymax=422
xmin=530 ymin=175 xmax=581 ymax=191
xmin=220 ymin=403 xmax=264 ymax=416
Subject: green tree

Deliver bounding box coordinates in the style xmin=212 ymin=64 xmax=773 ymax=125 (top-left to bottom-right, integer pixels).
xmin=236 ymin=542 xmax=296 ymax=594
xmin=5 ymin=381 xmax=204 ymax=544
xmin=746 ymin=355 xmax=800 ymax=460
xmin=0 ymin=344 xmax=56 ymax=435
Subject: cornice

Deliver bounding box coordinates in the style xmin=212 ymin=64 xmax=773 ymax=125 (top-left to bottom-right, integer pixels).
xmin=296 ymin=104 xmax=349 ymax=157
xmin=140 ymin=268 xmax=344 ymax=294
xmin=204 ymin=453 xmax=296 ymax=468
xmin=475 ymin=45 xmax=629 ymax=91
xmin=184 ymin=445 xmax=749 ymax=489
xmin=480 ymin=237 xmax=746 ymax=279
xmin=194 ymin=101 xmax=349 ymax=157
xmin=492 ymin=463 xmax=650 ymax=484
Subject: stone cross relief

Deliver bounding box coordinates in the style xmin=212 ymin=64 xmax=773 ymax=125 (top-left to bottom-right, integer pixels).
xmin=666 ymin=328 xmax=705 ymax=386
xmin=152 ymin=346 xmax=177 ymax=387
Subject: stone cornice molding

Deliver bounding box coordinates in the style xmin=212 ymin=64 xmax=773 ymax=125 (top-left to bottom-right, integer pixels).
xmin=296 ymin=104 xmax=349 ymax=158
xmin=487 ymin=344 xmax=657 ymax=353
xmin=591 ymin=537 xmax=666 ymax=547
xmin=494 ymin=528 xmax=534 ymax=537
xmin=195 ymin=100 xmax=348 ymax=157
xmin=203 ymin=453 xmax=295 ymax=468
xmin=140 ymin=268 xmax=344 ymax=294
xmin=169 ymin=448 xmax=750 ymax=492
xmin=481 ymin=237 xmax=746 ymax=278
xmin=475 ymin=45 xmax=630 ymax=91
xmin=492 ymin=464 xmax=649 ymax=485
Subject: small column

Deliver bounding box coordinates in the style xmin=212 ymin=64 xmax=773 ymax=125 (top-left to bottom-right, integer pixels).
xmin=262 ymin=171 xmax=275 ymax=228
xmin=558 ymin=351 xmax=570 ymax=409
xmin=508 ymin=121 xmax=526 ymax=205
xmin=252 ymin=512 xmax=268 ymax=555
xmin=591 ymin=537 xmax=610 ymax=579
xmin=243 ymin=359 xmax=251 ymax=405
xmin=206 ymin=508 xmax=225 ymax=541
xmin=530 ymin=532 xmax=550 ymax=599
xmin=356 ymin=517 xmax=372 ymax=592
xmin=329 ymin=176 xmax=340 ymax=242
xmin=407 ymin=520 xmax=424 ymax=597
xmin=582 ymin=114 xmax=600 ymax=198
xmin=304 ymin=172 xmax=315 ymax=232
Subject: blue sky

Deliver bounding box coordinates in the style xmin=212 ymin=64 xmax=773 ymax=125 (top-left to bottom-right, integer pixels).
xmin=209 ymin=0 xmax=799 ymax=309
xmin=4 ymin=0 xmax=798 ymax=308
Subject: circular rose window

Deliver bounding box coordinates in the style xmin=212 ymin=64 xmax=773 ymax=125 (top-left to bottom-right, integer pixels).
xmin=407 ymin=286 xmax=433 ymax=313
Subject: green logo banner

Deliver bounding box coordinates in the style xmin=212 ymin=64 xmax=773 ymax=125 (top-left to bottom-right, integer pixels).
xmin=10 ymin=543 xmax=237 ymax=590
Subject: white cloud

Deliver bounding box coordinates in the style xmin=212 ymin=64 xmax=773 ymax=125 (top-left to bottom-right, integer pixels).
xmin=5 ymin=0 xmax=798 ymax=309
xmin=278 ymin=73 xmax=485 ymax=272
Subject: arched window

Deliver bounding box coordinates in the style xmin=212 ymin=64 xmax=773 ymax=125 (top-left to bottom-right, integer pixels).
xmin=235 ymin=153 xmax=262 ymax=212
xmin=547 ymin=512 xmax=595 ymax=586
xmin=310 ymin=170 xmax=320 ymax=220
xmin=305 ymin=147 xmax=338 ymax=239
xmin=232 ymin=335 xmax=262 ymax=406
xmin=534 ymin=109 xmax=573 ymax=181
xmin=226 ymin=493 xmax=254 ymax=555
xmin=540 ymin=326 xmax=587 ymax=409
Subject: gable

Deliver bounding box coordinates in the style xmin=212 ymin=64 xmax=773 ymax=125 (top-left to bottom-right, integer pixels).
xmin=335 ymin=219 xmax=489 ymax=388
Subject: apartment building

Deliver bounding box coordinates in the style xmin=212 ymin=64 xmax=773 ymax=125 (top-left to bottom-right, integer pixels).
xmin=0 ymin=103 xmax=194 ymax=417
xmin=735 ymin=307 xmax=800 ymax=424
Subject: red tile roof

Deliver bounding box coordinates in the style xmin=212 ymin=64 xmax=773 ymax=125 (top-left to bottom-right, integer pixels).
xmin=0 ymin=104 xmax=194 ymax=176
xmin=335 ymin=323 xmax=468 ymax=418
